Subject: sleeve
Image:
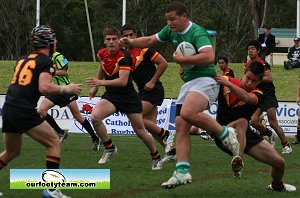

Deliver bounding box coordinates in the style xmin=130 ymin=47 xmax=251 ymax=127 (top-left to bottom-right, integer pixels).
xmin=119 ymin=52 xmax=133 ymax=71
xmin=52 ymin=52 xmax=68 ymax=70
xmin=144 ymin=48 xmax=159 ymax=61
xmin=157 ymin=25 xmax=171 ymax=42
xmin=193 ymin=28 xmax=212 ymax=52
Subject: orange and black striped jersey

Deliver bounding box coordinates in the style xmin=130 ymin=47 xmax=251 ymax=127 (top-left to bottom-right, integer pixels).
xmin=222 ymin=67 xmax=235 ymax=78
xmin=128 ymin=47 xmax=160 ymax=91
xmin=5 ymin=51 xmax=55 ymax=110
xmin=217 ymin=77 xmax=263 ymax=125
xmin=97 ymin=48 xmax=134 ymax=95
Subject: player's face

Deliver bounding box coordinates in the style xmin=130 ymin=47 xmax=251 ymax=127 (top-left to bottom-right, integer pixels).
xmin=247 ymin=46 xmax=259 ymax=60
xmin=165 ymin=11 xmax=188 ymax=32
xmin=218 ymin=59 xmax=227 ymax=70
xmin=242 ymin=71 xmax=260 ymax=91
xmin=104 ymin=35 xmax=119 ymax=53
xmin=122 ymin=30 xmax=136 ymax=39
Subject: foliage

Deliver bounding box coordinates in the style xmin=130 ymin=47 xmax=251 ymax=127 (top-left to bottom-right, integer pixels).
xmin=0 ymin=0 xmax=298 ymax=62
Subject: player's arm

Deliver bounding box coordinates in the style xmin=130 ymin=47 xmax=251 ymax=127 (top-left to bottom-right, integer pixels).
xmin=144 ymin=53 xmax=168 ymax=91
xmin=261 ymin=69 xmax=273 ymax=82
xmin=87 ymin=65 xmax=104 ymax=98
xmin=86 ymin=69 xmax=130 ymax=87
xmin=215 ymin=74 xmax=258 ymax=105
xmin=173 ymin=46 xmax=214 ymax=66
xmin=39 ymin=72 xmax=81 ymax=95
xmin=120 ymin=35 xmax=159 ymax=48
xmin=54 ymin=67 xmax=67 ymax=76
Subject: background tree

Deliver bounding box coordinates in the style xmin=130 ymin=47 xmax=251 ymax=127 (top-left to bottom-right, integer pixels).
xmin=0 ymin=0 xmax=298 ymax=62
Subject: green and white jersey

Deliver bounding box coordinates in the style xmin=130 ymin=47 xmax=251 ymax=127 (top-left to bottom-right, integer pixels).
xmin=157 ymin=21 xmax=216 ymax=82
xmin=51 ymin=52 xmax=71 ymax=85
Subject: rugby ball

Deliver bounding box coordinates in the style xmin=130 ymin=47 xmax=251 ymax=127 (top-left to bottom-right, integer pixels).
xmin=176 ymin=41 xmax=196 ymax=69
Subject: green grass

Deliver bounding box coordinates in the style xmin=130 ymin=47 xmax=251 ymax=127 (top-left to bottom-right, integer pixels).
xmin=0 ymin=133 xmax=299 ymax=198
xmin=0 ymin=61 xmax=297 ymax=100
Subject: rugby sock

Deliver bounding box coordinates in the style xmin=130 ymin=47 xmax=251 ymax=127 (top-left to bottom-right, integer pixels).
xmin=271 ymin=182 xmax=284 ymax=191
xmin=159 ymin=128 xmax=169 ymax=139
xmin=176 ymin=162 xmax=190 ymax=174
xmin=151 ymin=150 xmax=160 ymax=160
xmin=0 ymin=159 xmax=7 ymax=170
xmin=103 ymin=139 xmax=114 ymax=150
xmin=81 ymin=119 xmax=99 ymax=142
xmin=265 ymin=128 xmax=272 ymax=137
xmin=281 ymin=141 xmax=290 ymax=147
xmin=297 ymin=125 xmax=300 ymax=140
xmin=46 ymin=155 xmax=60 ymax=169
xmin=45 ymin=114 xmax=65 ymax=135
xmin=217 ymin=126 xmax=229 ymax=140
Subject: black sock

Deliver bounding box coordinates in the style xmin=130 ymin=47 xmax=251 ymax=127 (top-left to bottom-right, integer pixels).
xmin=81 ymin=119 xmax=98 ymax=142
xmin=160 ymin=129 xmax=169 ymax=139
xmin=271 ymin=182 xmax=284 ymax=191
xmin=151 ymin=150 xmax=160 ymax=160
xmin=45 ymin=114 xmax=64 ymax=134
xmin=103 ymin=139 xmax=114 ymax=149
xmin=265 ymin=128 xmax=272 ymax=137
xmin=297 ymin=128 xmax=300 ymax=139
xmin=46 ymin=155 xmax=60 ymax=169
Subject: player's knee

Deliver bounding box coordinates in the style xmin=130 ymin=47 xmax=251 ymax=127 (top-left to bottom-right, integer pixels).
xmin=274 ymin=157 xmax=285 ymax=169
xmin=38 ymin=108 xmax=47 ymax=118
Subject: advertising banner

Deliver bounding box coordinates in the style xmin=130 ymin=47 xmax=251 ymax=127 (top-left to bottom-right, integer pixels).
xmin=0 ymin=95 xmax=297 ymax=136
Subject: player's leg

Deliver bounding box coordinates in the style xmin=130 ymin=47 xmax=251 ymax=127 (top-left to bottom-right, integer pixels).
xmin=91 ymin=99 xmax=117 ymax=164
xmin=0 ymin=133 xmax=22 ymax=170
xmin=127 ymin=113 xmax=162 ymax=170
xmin=38 ymin=97 xmax=66 ymax=136
xmin=247 ymin=140 xmax=295 ymax=192
xmin=181 ymin=91 xmax=239 ymax=156
xmin=142 ymin=101 xmax=165 ymax=147
xmin=266 ymin=107 xmax=292 ymax=153
xmin=67 ymin=101 xmax=100 ymax=150
xmin=27 ymin=122 xmax=71 ymax=197
xmin=292 ymin=114 xmax=300 ymax=144
xmin=227 ymin=118 xmax=248 ymax=157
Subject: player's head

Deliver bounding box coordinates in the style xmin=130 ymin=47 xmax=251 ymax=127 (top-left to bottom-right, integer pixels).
xmin=103 ymin=26 xmax=121 ymax=51
xmin=246 ymin=40 xmax=261 ymax=59
xmin=31 ymin=25 xmax=55 ymax=50
xmin=121 ymin=23 xmax=136 ymax=39
xmin=217 ymin=56 xmax=229 ymax=70
xmin=165 ymin=1 xmax=189 ymax=32
xmin=242 ymin=61 xmax=264 ymax=91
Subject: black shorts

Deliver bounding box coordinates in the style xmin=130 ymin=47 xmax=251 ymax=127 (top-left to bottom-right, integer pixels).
xmin=213 ymin=126 xmax=263 ymax=155
xmin=2 ymin=104 xmax=44 ymax=134
xmin=259 ymin=92 xmax=278 ymax=111
xmin=102 ymin=91 xmax=142 ymax=114
xmin=139 ymin=83 xmax=164 ymax=106
xmin=46 ymin=94 xmax=78 ymax=108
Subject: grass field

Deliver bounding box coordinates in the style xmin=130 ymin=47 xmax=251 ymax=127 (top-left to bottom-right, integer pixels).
xmin=0 ymin=133 xmax=299 ymax=198
xmin=0 ymin=60 xmax=299 ymax=100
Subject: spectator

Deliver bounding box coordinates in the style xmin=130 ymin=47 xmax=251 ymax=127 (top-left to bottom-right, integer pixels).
xmin=258 ymin=26 xmax=276 ymax=61
xmin=218 ymin=56 xmax=235 ymax=77
xmin=283 ymin=37 xmax=300 ymax=70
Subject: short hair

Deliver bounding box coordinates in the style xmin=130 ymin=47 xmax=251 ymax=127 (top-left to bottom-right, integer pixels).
xmin=245 ymin=61 xmax=265 ymax=81
xmin=121 ymin=23 xmax=136 ymax=33
xmin=103 ymin=26 xmax=121 ymax=38
xmin=264 ymin=26 xmax=272 ymax=30
xmin=165 ymin=1 xmax=189 ymax=17
xmin=217 ymin=56 xmax=229 ymax=64
xmin=246 ymin=40 xmax=262 ymax=52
